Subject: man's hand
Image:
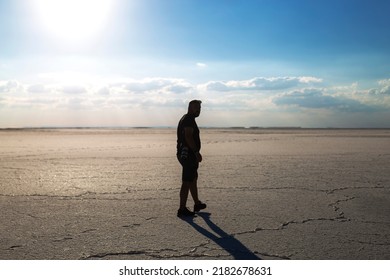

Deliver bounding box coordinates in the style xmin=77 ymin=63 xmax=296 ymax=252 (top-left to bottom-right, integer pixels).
xmin=196 ymin=152 xmax=203 ymax=163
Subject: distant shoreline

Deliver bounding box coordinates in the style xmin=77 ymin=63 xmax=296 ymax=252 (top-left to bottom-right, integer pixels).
xmin=1 ymin=126 xmax=389 ymax=131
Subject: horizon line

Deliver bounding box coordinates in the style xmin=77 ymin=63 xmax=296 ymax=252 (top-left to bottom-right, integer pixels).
xmin=1 ymin=126 xmax=390 ymax=130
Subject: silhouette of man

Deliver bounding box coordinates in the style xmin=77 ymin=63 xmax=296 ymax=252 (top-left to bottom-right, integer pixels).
xmin=176 ymin=100 xmax=206 ymax=217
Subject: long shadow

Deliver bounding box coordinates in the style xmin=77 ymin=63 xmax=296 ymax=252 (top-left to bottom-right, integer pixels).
xmin=182 ymin=212 xmax=261 ymax=260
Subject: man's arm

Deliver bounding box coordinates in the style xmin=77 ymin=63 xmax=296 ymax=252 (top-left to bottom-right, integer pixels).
xmin=184 ymin=127 xmax=202 ymax=162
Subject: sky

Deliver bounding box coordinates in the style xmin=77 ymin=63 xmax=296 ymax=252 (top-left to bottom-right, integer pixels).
xmin=1 ymin=0 xmax=390 ymax=128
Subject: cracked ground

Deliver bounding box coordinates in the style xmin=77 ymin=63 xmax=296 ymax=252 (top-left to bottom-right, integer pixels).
xmin=1 ymin=129 xmax=389 ymax=259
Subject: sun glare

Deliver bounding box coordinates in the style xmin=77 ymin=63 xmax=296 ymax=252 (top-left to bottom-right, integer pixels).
xmin=32 ymin=0 xmax=114 ymax=46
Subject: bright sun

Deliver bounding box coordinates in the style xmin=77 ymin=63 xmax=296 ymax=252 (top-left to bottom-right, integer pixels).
xmin=32 ymin=0 xmax=113 ymax=45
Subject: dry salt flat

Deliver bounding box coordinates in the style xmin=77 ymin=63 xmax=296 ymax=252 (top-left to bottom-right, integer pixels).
xmin=0 ymin=128 xmax=389 ymax=260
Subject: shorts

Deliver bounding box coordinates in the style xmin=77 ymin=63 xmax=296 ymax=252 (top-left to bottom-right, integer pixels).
xmin=177 ymin=153 xmax=199 ymax=182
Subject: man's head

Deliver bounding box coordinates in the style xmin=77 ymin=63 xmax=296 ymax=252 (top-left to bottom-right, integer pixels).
xmin=188 ymin=100 xmax=202 ymax=117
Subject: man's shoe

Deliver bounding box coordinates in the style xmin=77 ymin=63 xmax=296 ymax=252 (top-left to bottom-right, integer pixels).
xmin=177 ymin=207 xmax=195 ymax=217
xmin=194 ymin=201 xmax=207 ymax=212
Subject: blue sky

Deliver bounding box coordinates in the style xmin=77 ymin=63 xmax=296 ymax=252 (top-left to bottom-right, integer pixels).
xmin=1 ymin=0 xmax=390 ymax=128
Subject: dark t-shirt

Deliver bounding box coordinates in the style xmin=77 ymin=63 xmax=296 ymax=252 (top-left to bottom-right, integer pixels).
xmin=177 ymin=113 xmax=201 ymax=154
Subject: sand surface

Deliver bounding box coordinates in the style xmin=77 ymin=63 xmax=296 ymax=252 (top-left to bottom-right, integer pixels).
xmin=1 ymin=128 xmax=389 ymax=260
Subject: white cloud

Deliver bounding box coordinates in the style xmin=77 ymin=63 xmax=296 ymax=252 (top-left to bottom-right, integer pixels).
xmin=64 ymin=97 xmax=90 ymax=110
xmin=165 ymin=84 xmax=192 ymax=94
xmin=202 ymin=76 xmax=323 ymax=92
xmin=0 ymin=80 xmax=21 ymax=93
xmin=196 ymin=62 xmax=207 ymax=68
xmin=123 ymin=80 xmax=166 ymax=92
xmin=60 ymin=85 xmax=87 ymax=94
xmin=369 ymin=79 xmax=390 ymax=95
xmin=330 ymin=81 xmax=390 ymax=110
xmin=96 ymin=86 xmax=110 ymax=96
xmin=109 ymin=78 xmax=192 ymax=94
xmin=109 ymin=78 xmax=194 ymax=96
xmin=1 ymin=76 xmax=390 ymax=128
xmin=27 ymin=84 xmax=51 ymax=94
xmin=273 ymin=88 xmax=374 ymax=112
xmin=117 ymin=78 xmax=174 ymax=93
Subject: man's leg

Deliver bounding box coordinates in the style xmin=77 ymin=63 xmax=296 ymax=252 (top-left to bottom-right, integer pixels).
xmin=178 ymin=157 xmax=204 ymax=216
xmin=189 ymin=177 xmax=207 ymax=212
xmin=179 ymin=157 xmax=198 ymax=209
xmin=179 ymin=181 xmax=191 ymax=209
xmin=189 ymin=178 xmax=200 ymax=204
xmin=180 ymin=178 xmax=200 ymax=207
xmin=178 ymin=181 xmax=196 ymax=217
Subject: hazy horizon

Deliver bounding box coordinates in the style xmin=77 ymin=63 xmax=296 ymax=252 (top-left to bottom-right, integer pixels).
xmin=1 ymin=0 xmax=390 ymax=128
xmin=1 ymin=125 xmax=390 ymax=130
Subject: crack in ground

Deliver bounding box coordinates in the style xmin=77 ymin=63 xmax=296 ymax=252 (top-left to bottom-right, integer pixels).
xmin=82 ymin=249 xmax=251 ymax=260
xmin=328 ymin=196 xmax=356 ymax=218
xmin=80 ymin=248 xmax=224 ymax=260
xmin=81 ymin=238 xmax=264 ymax=260
xmin=6 ymin=245 xmax=23 ymax=250
xmin=234 ymin=215 xmax=351 ymax=237
xmin=279 ymin=216 xmax=350 ymax=228
xmin=0 ymin=193 xmax=159 ymax=201
xmin=52 ymin=237 xmax=73 ymax=243
xmin=355 ymin=220 xmax=390 ymax=225
xmin=255 ymin=216 xmax=349 ymax=233
xmin=325 ymin=185 xmax=385 ymax=194
xmin=347 ymin=239 xmax=390 ymax=246
xmin=253 ymin=251 xmax=292 ymax=260
xmin=81 ymin=250 xmax=150 ymax=259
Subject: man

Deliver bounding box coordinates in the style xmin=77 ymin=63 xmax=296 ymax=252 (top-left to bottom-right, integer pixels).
xmin=176 ymin=100 xmax=207 ymax=217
